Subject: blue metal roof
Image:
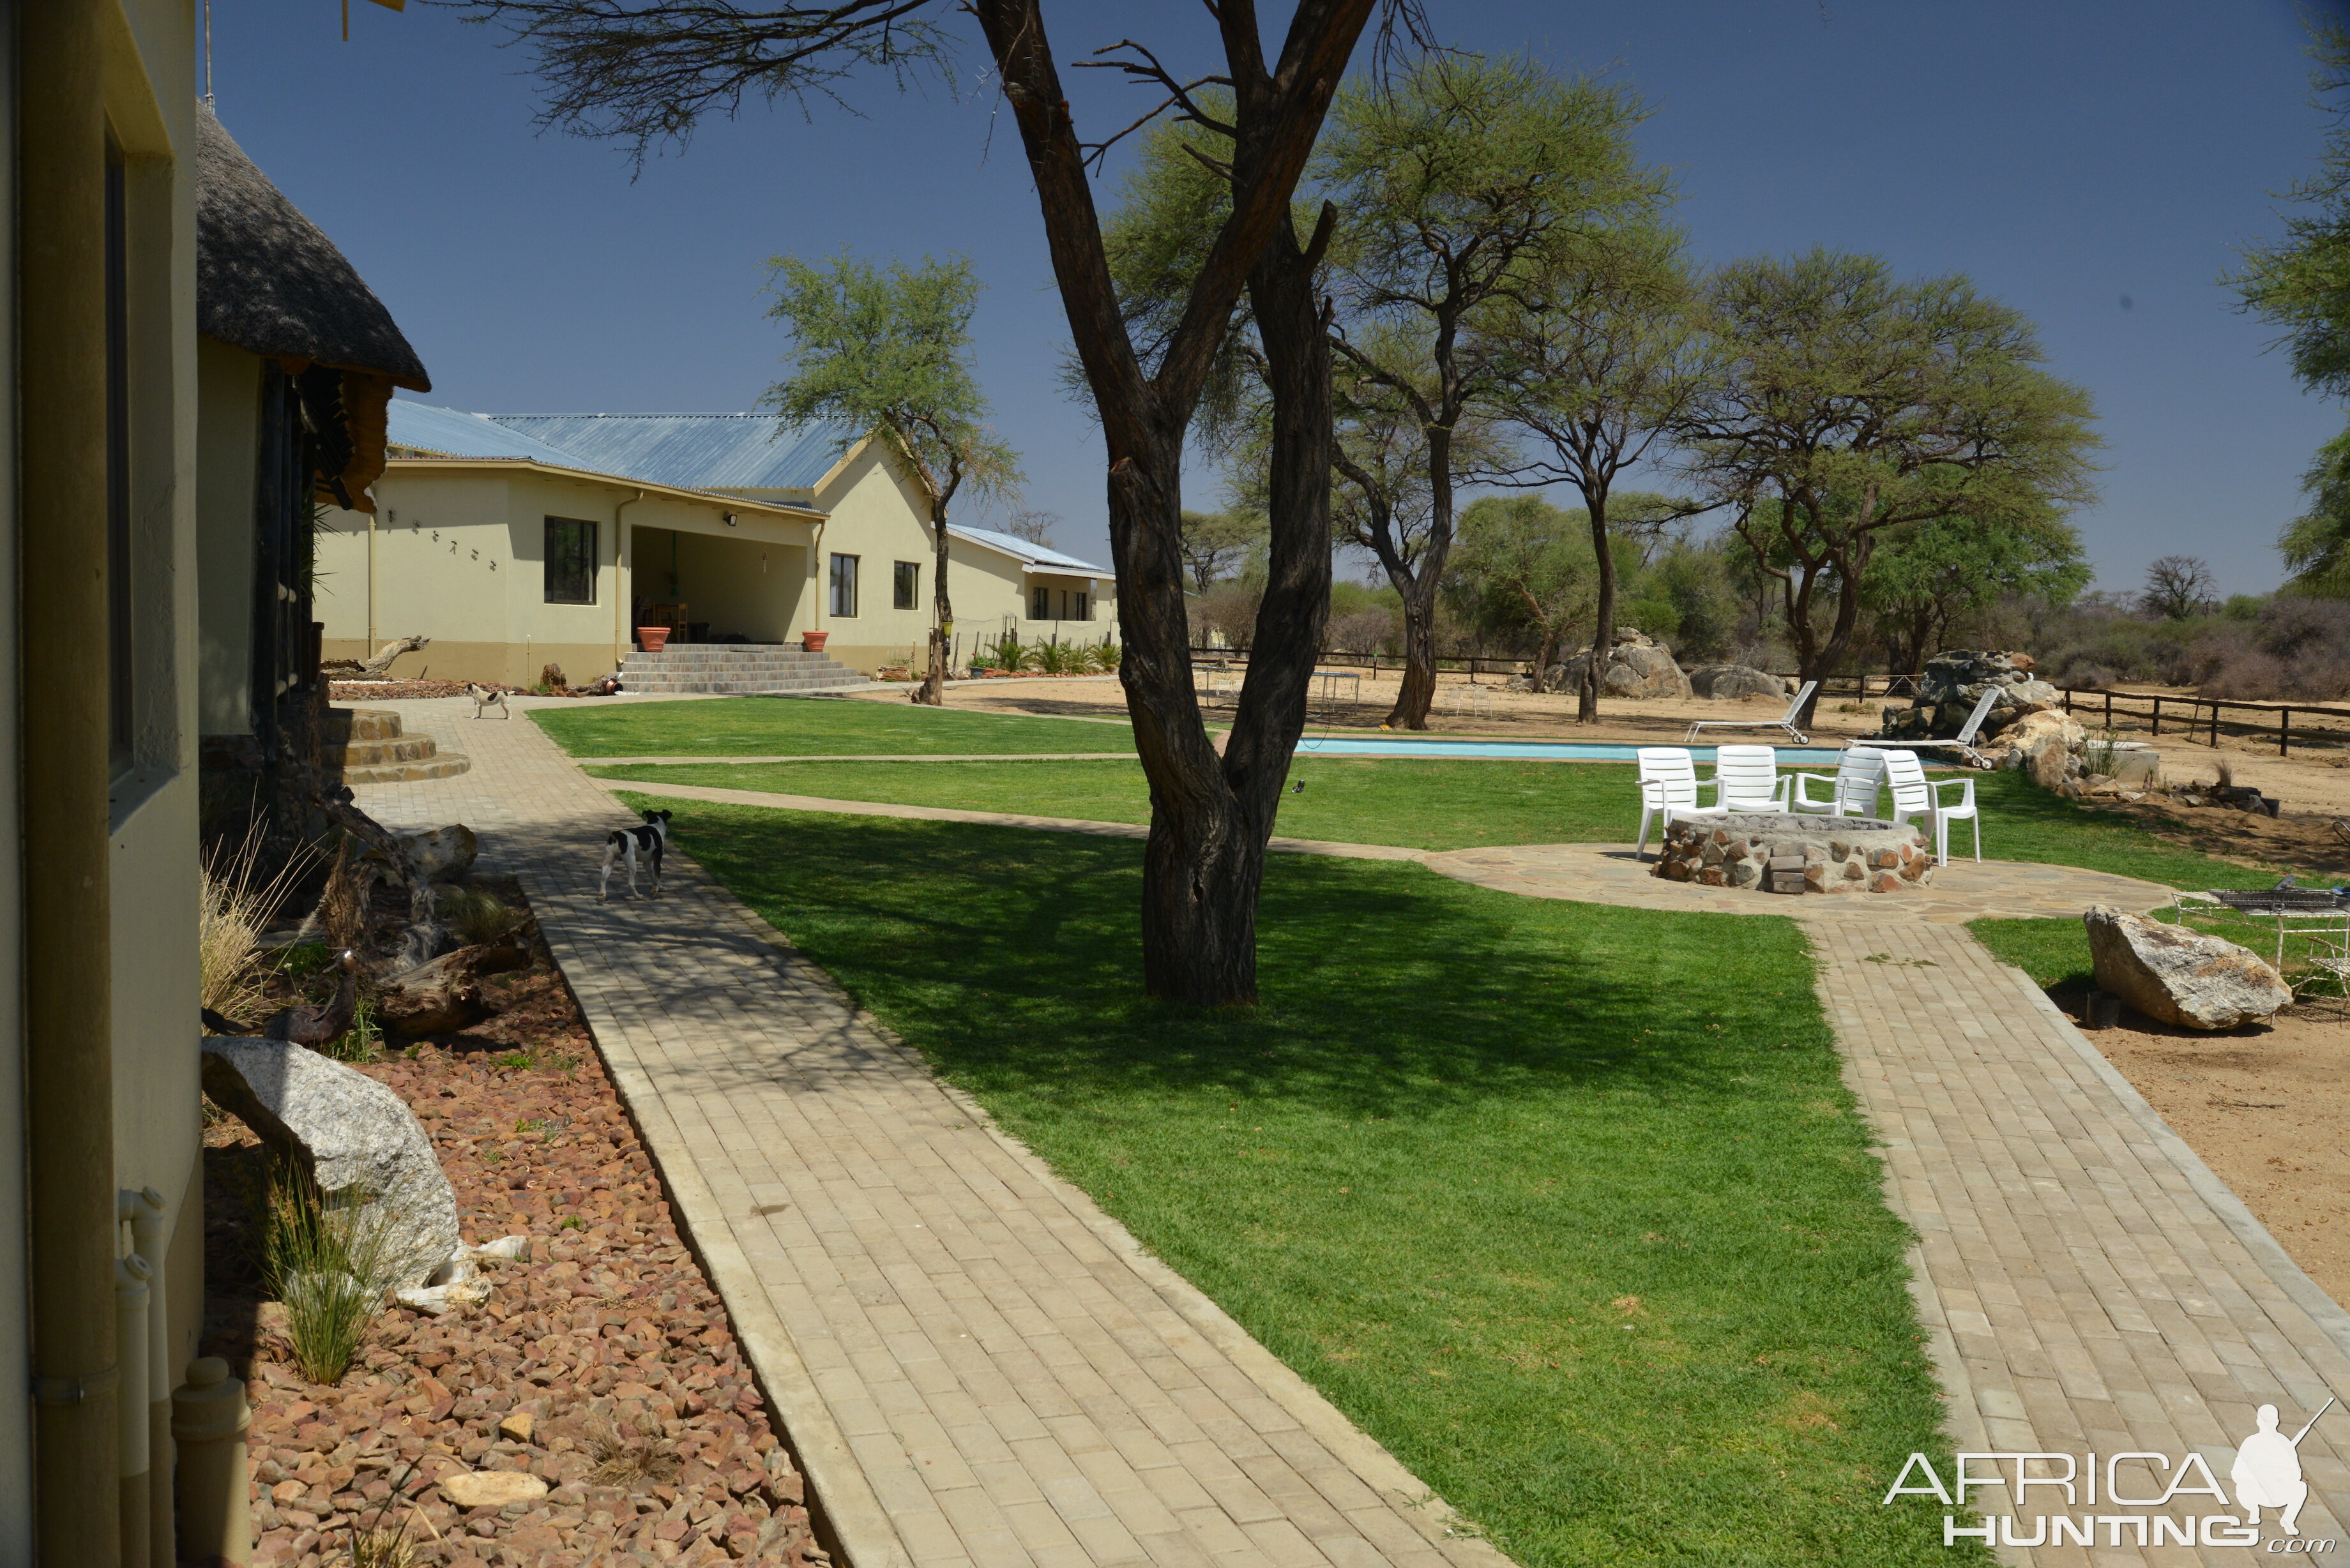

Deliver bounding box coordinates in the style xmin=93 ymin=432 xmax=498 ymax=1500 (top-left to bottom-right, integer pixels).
xmin=948 ymin=524 xmax=1113 ymax=578
xmin=387 ymin=400 xmax=591 ymax=467
xmin=481 ymin=412 xmax=851 ymax=492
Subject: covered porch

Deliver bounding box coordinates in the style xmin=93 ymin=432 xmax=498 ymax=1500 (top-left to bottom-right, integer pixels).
xmin=627 ymin=520 xmax=815 ymax=647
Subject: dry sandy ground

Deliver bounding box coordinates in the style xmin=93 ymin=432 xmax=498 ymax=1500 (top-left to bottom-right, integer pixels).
xmin=2046 ymin=981 xmax=2350 ymax=1305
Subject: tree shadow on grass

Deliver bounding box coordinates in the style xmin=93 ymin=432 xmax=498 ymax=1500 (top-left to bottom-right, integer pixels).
xmin=659 ymin=802 xmax=1830 ymax=1126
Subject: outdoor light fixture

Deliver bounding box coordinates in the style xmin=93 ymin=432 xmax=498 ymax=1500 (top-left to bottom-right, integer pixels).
xmin=724 ymin=513 xmax=738 ymax=527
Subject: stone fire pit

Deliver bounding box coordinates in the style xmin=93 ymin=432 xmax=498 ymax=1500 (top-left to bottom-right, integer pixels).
xmin=1652 ymin=812 xmax=1935 ymax=894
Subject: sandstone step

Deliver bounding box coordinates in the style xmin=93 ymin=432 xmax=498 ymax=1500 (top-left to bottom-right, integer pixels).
xmin=341 ymin=755 xmax=473 ymax=785
xmin=324 ymin=705 xmax=469 ymax=783
xmin=619 ymin=645 xmax=870 ymax=696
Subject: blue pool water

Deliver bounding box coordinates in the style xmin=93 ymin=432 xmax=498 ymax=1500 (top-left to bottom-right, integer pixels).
xmin=1292 ymin=735 xmax=1847 ymax=765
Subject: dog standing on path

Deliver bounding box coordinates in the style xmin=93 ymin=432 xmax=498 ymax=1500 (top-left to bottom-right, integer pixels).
xmin=600 ymin=809 xmax=672 ymax=901
xmin=467 ymin=682 xmax=510 ymax=720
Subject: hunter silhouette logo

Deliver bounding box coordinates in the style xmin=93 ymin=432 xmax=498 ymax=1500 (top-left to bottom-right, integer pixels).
xmin=2235 ymin=1398 xmax=2333 ymax=1537
xmin=1883 ymin=1396 xmax=2340 ymax=1549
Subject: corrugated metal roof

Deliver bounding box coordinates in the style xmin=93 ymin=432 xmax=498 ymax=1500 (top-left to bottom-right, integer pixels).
xmin=481 ymin=412 xmax=851 ymax=492
xmin=387 ymin=400 xmax=597 ymax=466
xmin=948 ymin=524 xmax=1113 ymax=578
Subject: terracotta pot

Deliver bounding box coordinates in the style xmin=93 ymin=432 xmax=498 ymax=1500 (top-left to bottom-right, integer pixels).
xmin=801 ymin=630 xmax=830 ymax=652
xmin=636 ymin=626 xmax=671 ymax=653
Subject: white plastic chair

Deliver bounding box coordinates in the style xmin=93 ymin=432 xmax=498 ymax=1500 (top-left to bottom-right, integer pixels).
xmin=1635 ymin=746 xmax=1725 ymax=859
xmin=1686 ymin=680 xmax=1818 ymax=744
xmin=1792 ymin=746 xmax=1885 ymax=818
xmin=1881 ymin=748 xmax=1981 ymax=863
xmin=1711 ymin=745 xmax=1793 ymax=813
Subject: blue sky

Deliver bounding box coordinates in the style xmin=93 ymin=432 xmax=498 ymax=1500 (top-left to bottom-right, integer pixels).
xmin=216 ymin=0 xmax=2335 ymax=594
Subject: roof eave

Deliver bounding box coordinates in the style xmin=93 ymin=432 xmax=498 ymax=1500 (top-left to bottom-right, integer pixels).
xmin=379 ymin=454 xmax=826 ymax=522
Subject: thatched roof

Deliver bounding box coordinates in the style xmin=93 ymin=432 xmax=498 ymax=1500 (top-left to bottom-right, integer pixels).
xmin=195 ymin=101 xmax=429 ymax=393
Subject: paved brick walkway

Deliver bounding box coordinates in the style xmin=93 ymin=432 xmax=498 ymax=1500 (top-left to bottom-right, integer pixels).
xmin=354 ymin=700 xmax=1512 ymax=1568
xmin=358 ymin=700 xmax=2350 ymax=1565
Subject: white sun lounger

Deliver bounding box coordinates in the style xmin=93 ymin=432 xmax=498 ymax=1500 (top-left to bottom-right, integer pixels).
xmin=1686 ymin=681 xmax=1817 ymax=746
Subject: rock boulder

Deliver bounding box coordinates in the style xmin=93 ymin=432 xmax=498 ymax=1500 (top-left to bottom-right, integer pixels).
xmin=1553 ymin=629 xmax=1692 ymax=700
xmin=199 ymin=1037 xmax=461 ymax=1288
xmin=2082 ymin=905 xmax=2292 ymax=1030
xmin=1687 ymin=663 xmax=1791 ymax=701
xmin=1878 ymin=650 xmax=2059 ymax=744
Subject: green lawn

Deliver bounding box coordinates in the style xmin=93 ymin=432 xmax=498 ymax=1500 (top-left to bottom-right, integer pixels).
xmin=591 ymin=756 xmax=1630 ymax=850
xmin=531 ymin=695 xmax=1138 ymax=757
xmin=623 ymin=795 xmax=1983 ymax=1567
xmin=594 ymin=751 xmax=2305 ymax=882
xmin=1967 ymin=918 xmax=2098 ymax=990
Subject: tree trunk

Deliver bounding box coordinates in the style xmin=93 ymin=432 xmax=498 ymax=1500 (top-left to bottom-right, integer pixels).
xmin=916 ymin=504 xmax=951 ymax=705
xmin=1580 ymin=494 xmax=1615 ymax=725
xmin=1388 ymin=573 xmax=1440 ymax=728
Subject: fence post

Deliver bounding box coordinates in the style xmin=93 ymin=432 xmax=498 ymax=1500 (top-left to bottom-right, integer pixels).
xmin=2063 ymin=688 xmax=2072 ymax=715
xmin=2209 ymin=702 xmax=2218 ymax=748
xmin=2282 ymin=709 xmax=2291 ymax=758
xmin=2104 ymin=691 xmax=2112 ymax=728
xmin=2151 ymin=697 xmax=2161 ymax=737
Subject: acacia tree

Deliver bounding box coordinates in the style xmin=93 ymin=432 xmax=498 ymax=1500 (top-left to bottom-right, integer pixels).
xmin=1486 ymin=225 xmax=1716 ymax=722
xmin=1861 ymin=507 xmax=2089 ymax=673
xmin=456 ymin=0 xmax=1407 ymax=1003
xmin=2141 ymin=554 xmax=2217 ymax=621
xmin=2234 ymin=18 xmax=2350 ymax=592
xmin=1681 ymin=248 xmax=2098 ymax=725
xmin=1317 ymin=55 xmax=1660 ymax=727
xmin=1445 ymin=494 xmax=1593 ymax=687
xmin=1178 ymin=508 xmax=1266 ymax=591
xmin=766 ymin=252 xmax=1017 ymax=704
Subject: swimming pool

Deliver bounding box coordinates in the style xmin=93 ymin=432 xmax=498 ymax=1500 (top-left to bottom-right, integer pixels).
xmin=1292 ymin=735 xmax=1849 ymax=765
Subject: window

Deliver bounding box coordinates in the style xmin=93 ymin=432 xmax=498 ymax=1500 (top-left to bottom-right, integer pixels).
xmin=106 ymin=142 xmax=132 ymax=774
xmin=1070 ymin=592 xmax=1091 ymax=622
xmin=543 ymin=517 xmax=598 ymax=604
xmin=1031 ymin=585 xmax=1050 ymax=621
xmin=893 ymin=560 xmax=920 ymax=610
xmin=830 ymin=553 xmax=860 ymax=617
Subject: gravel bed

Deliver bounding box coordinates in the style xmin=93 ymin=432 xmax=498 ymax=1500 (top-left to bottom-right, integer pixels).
xmin=202 ymin=903 xmax=824 ymax=1567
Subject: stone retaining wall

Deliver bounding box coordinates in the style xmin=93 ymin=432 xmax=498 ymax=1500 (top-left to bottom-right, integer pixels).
xmin=1653 ymin=812 xmax=1936 ymax=894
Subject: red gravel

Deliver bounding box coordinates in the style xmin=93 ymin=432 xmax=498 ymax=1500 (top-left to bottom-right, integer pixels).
xmin=202 ymin=902 xmax=825 ymax=1568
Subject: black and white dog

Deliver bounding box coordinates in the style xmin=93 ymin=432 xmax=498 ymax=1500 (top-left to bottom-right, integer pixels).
xmin=600 ymin=809 xmax=672 ymax=901
xmin=466 ymin=682 xmax=510 ymax=720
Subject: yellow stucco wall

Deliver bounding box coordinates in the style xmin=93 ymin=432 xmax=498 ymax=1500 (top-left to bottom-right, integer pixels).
xmin=319 ymin=440 xmax=1119 ymax=682
xmin=316 ymin=468 xmax=820 ymax=685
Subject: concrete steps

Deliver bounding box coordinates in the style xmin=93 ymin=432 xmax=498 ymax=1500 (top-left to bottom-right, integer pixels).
xmin=621 ymin=645 xmax=872 ymax=695
xmin=324 ymin=707 xmax=471 ymax=784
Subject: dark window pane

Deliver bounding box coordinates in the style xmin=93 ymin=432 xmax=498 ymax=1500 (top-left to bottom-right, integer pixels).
xmin=830 ymin=554 xmax=859 ymax=617
xmin=893 ymin=560 xmax=919 ymax=610
xmin=1031 ymin=585 xmax=1049 ymax=621
xmin=106 ymin=147 xmax=132 ymax=774
xmin=543 ymin=516 xmax=598 ymax=604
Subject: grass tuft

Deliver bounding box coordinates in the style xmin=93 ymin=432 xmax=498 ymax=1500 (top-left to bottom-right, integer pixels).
xmin=202 ymin=825 xmax=318 ymax=1027
xmin=262 ymin=1161 xmax=388 ymax=1385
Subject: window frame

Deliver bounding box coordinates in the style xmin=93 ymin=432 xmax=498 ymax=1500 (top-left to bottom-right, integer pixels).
xmin=542 ymin=516 xmax=599 ymax=605
xmin=830 ymin=552 xmax=861 ymax=618
xmin=892 ymin=559 xmax=920 ymax=611
xmin=105 ymin=141 xmax=133 ymax=776
xmin=1030 ymin=584 xmax=1050 ymax=622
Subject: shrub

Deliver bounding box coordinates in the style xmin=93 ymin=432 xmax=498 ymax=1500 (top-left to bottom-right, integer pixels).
xmin=436 ymin=886 xmax=515 ymax=945
xmin=262 ymin=1160 xmax=388 ymax=1384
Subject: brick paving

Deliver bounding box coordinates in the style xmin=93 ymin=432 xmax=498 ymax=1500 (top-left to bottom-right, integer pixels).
xmin=356 ymin=697 xmax=2350 ymax=1565
xmin=354 ymin=699 xmax=1510 ymax=1568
